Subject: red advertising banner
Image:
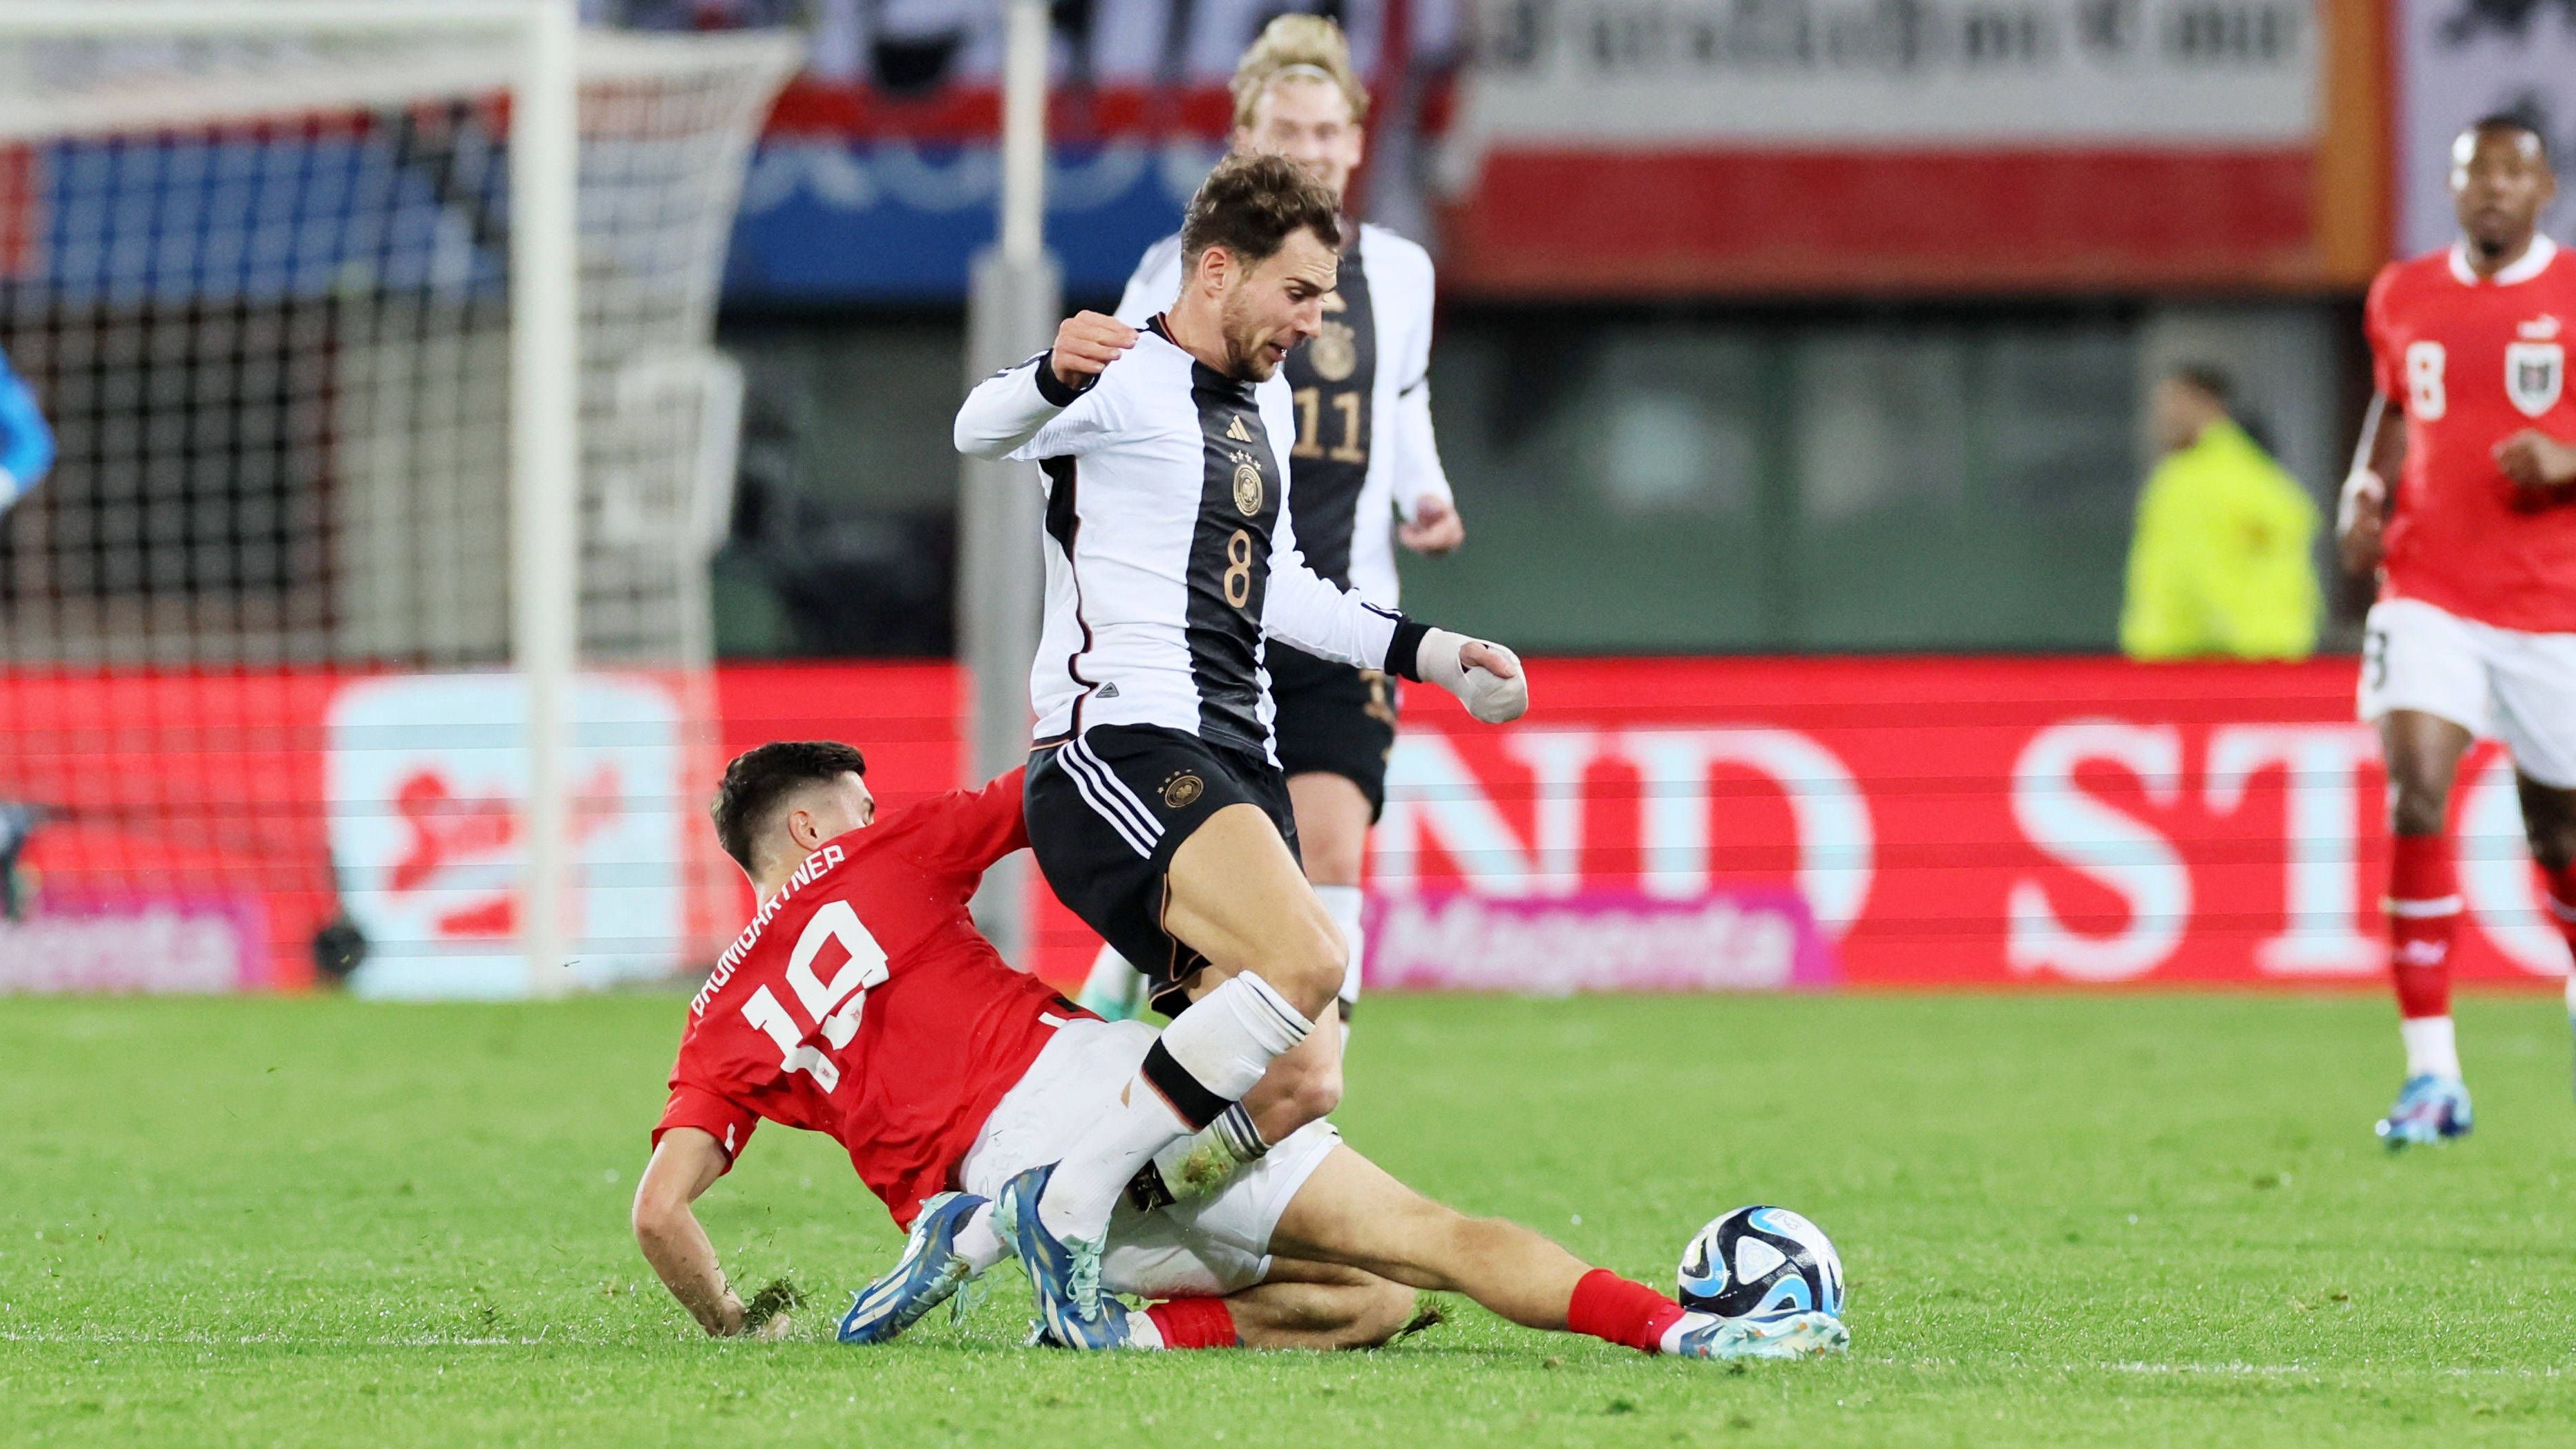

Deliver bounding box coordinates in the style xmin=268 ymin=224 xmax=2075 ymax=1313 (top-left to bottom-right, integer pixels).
xmin=1358 ymin=656 xmax=2559 ymax=989
xmin=0 ymin=663 xmax=967 ymax=994
xmin=6 ymin=656 xmax=2562 ymax=993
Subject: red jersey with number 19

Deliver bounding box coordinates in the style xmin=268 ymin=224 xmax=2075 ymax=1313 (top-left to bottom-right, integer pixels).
xmin=2365 ymin=236 xmax=2576 ymax=633
xmin=653 ymin=769 xmax=1084 ymax=1229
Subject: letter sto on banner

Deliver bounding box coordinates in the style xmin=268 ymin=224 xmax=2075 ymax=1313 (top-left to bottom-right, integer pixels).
xmin=1336 ymin=657 xmax=2564 ymax=992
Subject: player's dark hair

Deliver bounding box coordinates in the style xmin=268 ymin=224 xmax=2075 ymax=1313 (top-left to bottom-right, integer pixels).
xmin=1179 ymin=153 xmax=1341 ymax=275
xmin=2468 ymin=111 xmax=2550 ymax=164
xmin=2168 ymin=362 xmax=2233 ymax=406
xmin=710 ymin=740 xmax=868 ymax=874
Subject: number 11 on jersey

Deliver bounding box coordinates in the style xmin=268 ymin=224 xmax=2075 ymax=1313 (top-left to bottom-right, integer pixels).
xmin=740 ymin=899 xmax=889 ymax=1092
xmin=1293 ymin=386 xmax=1367 ymax=464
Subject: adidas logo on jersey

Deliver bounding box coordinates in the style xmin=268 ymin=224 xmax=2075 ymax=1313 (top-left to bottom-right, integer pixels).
xmin=1224 ymin=415 xmax=1252 ymax=442
xmin=2521 ymin=314 xmax=2563 ymax=341
xmin=1095 ymin=681 xmax=1119 ymax=699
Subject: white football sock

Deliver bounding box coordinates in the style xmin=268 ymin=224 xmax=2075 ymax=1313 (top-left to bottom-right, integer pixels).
xmin=2400 ymin=1015 xmax=2461 ymax=1080
xmin=1037 ymin=972 xmax=1312 ymax=1243
xmin=1078 ymin=943 xmax=1148 ymax=1017
xmin=951 ymin=1204 xmax=1008 ymax=1273
xmin=1316 ymin=884 xmax=1365 ymax=1006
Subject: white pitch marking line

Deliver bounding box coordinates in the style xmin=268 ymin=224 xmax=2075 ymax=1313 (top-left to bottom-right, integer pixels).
xmin=1852 ymin=1355 xmax=2566 ymax=1381
xmin=1 ymin=1330 xmax=553 ymax=1348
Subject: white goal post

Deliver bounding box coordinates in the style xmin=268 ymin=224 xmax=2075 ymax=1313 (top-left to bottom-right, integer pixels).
xmin=0 ymin=3 xmax=798 ymax=997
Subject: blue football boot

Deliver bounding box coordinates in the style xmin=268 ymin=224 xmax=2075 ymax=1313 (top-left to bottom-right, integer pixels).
xmin=993 ymin=1164 xmax=1130 ymax=1349
xmin=837 ymin=1191 xmax=989 ymax=1345
xmin=2376 ymin=1074 xmax=2473 ymax=1149
xmin=1669 ymin=1311 xmax=1850 ymax=1361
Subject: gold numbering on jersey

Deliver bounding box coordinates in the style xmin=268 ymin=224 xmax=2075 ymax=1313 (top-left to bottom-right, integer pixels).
xmin=1292 ymin=386 xmax=1367 ymax=464
xmin=1224 ymin=529 xmax=1253 ymax=608
xmin=1232 ymin=462 xmax=1263 ymax=515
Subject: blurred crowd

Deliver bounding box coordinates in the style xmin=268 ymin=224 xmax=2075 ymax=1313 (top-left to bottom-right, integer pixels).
xmin=587 ymin=0 xmax=1461 ymax=88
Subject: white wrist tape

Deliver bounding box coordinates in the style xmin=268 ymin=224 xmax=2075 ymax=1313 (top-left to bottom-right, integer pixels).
xmin=1417 ymin=627 xmax=1529 ymax=724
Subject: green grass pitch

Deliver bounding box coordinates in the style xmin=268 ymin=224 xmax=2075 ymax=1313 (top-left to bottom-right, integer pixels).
xmin=7 ymin=990 xmax=2576 ymax=1446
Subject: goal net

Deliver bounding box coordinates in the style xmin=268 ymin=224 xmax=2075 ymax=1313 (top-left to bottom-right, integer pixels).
xmin=0 ymin=5 xmax=798 ymax=997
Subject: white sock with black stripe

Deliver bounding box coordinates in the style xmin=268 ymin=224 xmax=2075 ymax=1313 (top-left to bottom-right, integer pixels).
xmin=1036 ymin=972 xmax=1312 ymax=1244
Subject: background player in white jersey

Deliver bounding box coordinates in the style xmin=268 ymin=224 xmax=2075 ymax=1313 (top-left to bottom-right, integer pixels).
xmin=953 ymin=153 xmax=1528 ymax=1347
xmin=1080 ymin=15 xmax=1460 ymax=1042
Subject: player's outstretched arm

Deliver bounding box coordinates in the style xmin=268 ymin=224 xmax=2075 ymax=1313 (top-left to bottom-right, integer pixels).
xmin=634 ymin=1129 xmax=780 ymax=1338
xmin=952 ymin=312 xmax=1136 ymax=460
xmin=1263 ymin=514 xmax=1527 ymax=724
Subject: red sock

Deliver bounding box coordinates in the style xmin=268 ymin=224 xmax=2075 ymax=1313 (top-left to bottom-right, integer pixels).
xmin=2545 ymin=862 xmax=2576 ymax=965
xmin=1567 ymin=1269 xmax=1685 ymax=1355
xmin=1142 ymin=1297 xmax=1238 ymax=1350
xmin=2387 ymin=833 xmax=2460 ymax=1019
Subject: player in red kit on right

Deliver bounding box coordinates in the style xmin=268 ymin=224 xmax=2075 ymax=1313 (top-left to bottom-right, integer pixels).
xmin=2340 ymin=115 xmax=2576 ymax=1146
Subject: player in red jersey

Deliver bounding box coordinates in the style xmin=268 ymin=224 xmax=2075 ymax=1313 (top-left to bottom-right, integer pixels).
xmin=2338 ymin=115 xmax=2576 ymax=1146
xmin=629 ymin=740 xmax=1844 ymax=1358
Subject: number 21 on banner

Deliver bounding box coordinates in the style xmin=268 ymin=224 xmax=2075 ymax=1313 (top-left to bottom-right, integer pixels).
xmin=739 ymin=900 xmax=888 ymax=1092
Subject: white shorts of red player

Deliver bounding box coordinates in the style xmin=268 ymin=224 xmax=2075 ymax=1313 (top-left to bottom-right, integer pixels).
xmin=957 ymin=1018 xmax=1341 ymax=1300
xmin=2361 ymin=596 xmax=2576 ymax=789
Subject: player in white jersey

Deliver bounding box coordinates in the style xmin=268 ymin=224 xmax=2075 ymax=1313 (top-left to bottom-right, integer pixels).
xmin=952 ymin=153 xmax=1528 ymax=1348
xmin=1079 ymin=15 xmax=1460 ymax=1043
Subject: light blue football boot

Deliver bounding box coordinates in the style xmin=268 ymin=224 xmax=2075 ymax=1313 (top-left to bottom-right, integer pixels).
xmin=1669 ymin=1311 xmax=1850 ymax=1361
xmin=837 ymin=1191 xmax=989 ymax=1345
xmin=993 ymin=1164 xmax=1131 ymax=1349
xmin=2376 ymin=1074 xmax=2473 ymax=1149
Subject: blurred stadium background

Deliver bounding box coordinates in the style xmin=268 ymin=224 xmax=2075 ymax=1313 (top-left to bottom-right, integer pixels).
xmin=0 ymin=0 xmax=2566 ymax=1007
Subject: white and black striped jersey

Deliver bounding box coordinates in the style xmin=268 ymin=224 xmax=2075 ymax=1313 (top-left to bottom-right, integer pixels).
xmin=1115 ymin=221 xmax=1450 ymax=611
xmin=954 ymin=318 xmax=1427 ymax=761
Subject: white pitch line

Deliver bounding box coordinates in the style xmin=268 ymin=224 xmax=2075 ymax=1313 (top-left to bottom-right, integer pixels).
xmin=1856 ymin=1356 xmax=2568 ymax=1383
xmin=1 ymin=1330 xmax=556 ymax=1349
xmin=2094 ymin=1361 xmax=2566 ymax=1382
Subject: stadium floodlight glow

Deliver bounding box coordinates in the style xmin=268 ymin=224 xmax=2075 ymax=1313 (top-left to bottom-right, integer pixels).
xmin=0 ymin=3 xmax=797 ymax=997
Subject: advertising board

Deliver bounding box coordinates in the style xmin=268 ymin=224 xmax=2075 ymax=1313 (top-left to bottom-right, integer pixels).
xmin=9 ymin=656 xmax=2559 ymax=994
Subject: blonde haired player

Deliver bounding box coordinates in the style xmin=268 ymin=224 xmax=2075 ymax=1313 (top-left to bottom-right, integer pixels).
xmin=1081 ymin=15 xmax=1463 ymax=1057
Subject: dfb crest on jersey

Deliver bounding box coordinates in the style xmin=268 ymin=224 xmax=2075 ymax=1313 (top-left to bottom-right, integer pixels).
xmin=1309 ymin=290 xmax=1358 ymax=381
xmin=2508 ymin=341 xmax=2564 ymax=419
xmin=1308 ymin=320 xmax=1359 ymax=383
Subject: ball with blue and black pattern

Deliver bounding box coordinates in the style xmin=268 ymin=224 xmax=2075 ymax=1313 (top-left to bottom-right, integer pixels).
xmin=1678 ymin=1205 xmax=1845 ymax=1321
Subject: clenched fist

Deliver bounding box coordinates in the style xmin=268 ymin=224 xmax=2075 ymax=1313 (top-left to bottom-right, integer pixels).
xmin=1049 ymin=312 xmax=1138 ymax=389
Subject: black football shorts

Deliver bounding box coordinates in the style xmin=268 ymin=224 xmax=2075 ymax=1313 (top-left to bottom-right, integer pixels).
xmin=1025 ymin=723 xmax=1300 ymax=1007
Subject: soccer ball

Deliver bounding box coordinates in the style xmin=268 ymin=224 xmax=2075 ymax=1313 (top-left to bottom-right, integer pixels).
xmin=1678 ymin=1205 xmax=1845 ymax=1321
